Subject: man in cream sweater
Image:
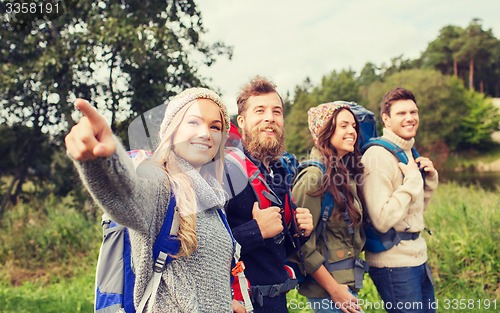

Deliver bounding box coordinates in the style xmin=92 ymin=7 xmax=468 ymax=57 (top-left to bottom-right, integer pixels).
xmin=361 ymin=87 xmax=439 ymax=313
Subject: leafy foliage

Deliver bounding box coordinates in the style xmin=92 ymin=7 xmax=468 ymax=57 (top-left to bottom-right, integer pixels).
xmin=365 ymin=69 xmax=470 ymax=151
xmin=0 ymin=195 xmax=100 ymax=272
xmin=458 ymin=91 xmax=500 ymax=149
xmin=0 ymin=0 xmax=231 ymax=215
xmin=421 ymin=19 xmax=500 ymax=96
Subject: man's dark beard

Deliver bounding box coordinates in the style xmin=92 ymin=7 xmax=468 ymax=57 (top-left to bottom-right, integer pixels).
xmin=242 ymin=123 xmax=285 ymax=162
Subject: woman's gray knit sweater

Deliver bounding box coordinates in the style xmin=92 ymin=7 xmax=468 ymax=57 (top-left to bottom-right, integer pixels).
xmin=73 ymin=142 xmax=233 ymax=312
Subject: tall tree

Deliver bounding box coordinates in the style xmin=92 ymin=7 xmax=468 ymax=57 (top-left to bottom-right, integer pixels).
xmin=358 ymin=62 xmax=382 ymax=100
xmin=458 ymin=91 xmax=500 ymax=150
xmin=284 ymin=78 xmax=315 ymax=156
xmin=452 ymin=19 xmax=498 ymax=91
xmin=380 ymin=55 xmax=420 ymax=78
xmin=0 ymin=0 xmax=231 ymax=215
xmin=421 ymin=25 xmax=464 ymax=76
xmin=421 ymin=20 xmax=500 ymax=96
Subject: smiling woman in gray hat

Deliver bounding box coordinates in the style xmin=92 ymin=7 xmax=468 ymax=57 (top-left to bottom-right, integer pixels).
xmin=65 ymin=88 xmax=235 ymax=313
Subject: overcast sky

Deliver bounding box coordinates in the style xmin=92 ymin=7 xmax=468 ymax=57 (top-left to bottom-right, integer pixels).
xmin=196 ymin=0 xmax=500 ymax=114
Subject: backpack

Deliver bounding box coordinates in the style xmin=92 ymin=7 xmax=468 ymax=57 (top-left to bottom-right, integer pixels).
xmin=224 ymin=146 xmax=302 ymax=305
xmin=343 ymin=101 xmax=378 ymax=148
xmin=94 ymin=150 xmax=243 ymax=313
xmin=361 ymin=138 xmax=422 ymax=253
xmin=285 ymin=160 xmax=369 ymax=289
xmin=284 ymin=161 xmax=333 ymax=284
xmin=95 ymin=194 xmax=179 ymax=313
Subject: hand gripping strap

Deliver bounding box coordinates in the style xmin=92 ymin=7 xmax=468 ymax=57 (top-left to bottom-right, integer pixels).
xmin=225 ymin=148 xmax=293 ymax=224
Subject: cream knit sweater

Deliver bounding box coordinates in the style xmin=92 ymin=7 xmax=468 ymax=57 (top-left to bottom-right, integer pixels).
xmin=361 ymin=129 xmax=438 ymax=268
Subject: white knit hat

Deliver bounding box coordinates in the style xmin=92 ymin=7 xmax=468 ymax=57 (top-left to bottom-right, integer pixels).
xmin=159 ymin=87 xmax=230 ymax=140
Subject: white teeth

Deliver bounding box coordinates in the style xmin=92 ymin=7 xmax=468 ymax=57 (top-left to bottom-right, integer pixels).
xmin=192 ymin=143 xmax=210 ymax=150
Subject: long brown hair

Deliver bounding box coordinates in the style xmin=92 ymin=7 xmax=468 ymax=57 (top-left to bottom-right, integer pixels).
xmin=311 ymin=107 xmax=365 ymax=226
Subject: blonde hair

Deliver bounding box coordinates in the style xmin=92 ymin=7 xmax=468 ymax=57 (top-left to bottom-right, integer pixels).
xmin=152 ymin=101 xmax=227 ymax=257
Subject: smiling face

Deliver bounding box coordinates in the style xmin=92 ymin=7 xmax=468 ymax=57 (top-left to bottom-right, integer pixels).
xmin=172 ymin=99 xmax=223 ymax=170
xmin=329 ymin=109 xmax=358 ymax=158
xmin=237 ymin=92 xmax=285 ymax=161
xmin=382 ymin=99 xmax=419 ymax=140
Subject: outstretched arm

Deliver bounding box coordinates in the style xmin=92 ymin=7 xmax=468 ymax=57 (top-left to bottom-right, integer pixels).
xmin=66 ymin=99 xmax=165 ymax=233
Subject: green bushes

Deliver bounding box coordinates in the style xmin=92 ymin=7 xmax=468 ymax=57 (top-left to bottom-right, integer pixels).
xmin=0 ymin=195 xmax=100 ymax=284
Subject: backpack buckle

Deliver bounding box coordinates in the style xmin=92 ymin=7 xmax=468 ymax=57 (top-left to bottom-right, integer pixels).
xmin=154 ymin=252 xmax=168 ymax=273
xmin=231 ymin=261 xmax=245 ymax=276
xmin=268 ymin=284 xmax=282 ymax=297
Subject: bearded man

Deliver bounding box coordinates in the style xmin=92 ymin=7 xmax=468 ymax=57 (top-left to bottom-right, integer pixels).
xmin=224 ymin=76 xmax=313 ymax=313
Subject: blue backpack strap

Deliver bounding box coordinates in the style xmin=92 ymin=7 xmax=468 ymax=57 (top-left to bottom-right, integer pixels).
xmin=217 ymin=208 xmax=235 ymax=249
xmin=217 ymin=208 xmax=236 ymax=284
xmin=219 ymin=208 xmax=254 ymax=313
xmin=319 ymin=192 xmax=334 ymax=263
xmin=411 ymin=147 xmax=420 ymax=160
xmin=138 ymin=195 xmax=181 ymax=312
xmin=296 ymin=161 xmax=336 ymax=260
xmin=361 ymin=137 xmax=410 ymax=164
xmin=123 ymin=229 xmax=135 ymax=313
xmin=152 ymin=194 xmax=180 ymax=270
xmin=280 ymin=151 xmax=299 ymax=186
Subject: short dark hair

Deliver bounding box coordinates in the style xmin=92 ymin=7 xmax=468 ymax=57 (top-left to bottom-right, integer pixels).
xmin=380 ymin=87 xmax=417 ymax=116
xmin=236 ymin=76 xmax=282 ymax=115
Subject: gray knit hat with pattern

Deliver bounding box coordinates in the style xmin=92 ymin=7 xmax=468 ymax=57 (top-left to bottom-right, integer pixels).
xmin=159 ymin=87 xmax=230 ymax=140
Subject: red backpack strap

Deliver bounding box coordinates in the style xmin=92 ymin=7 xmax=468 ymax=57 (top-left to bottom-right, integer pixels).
xmin=225 ymin=148 xmax=273 ymax=209
xmin=226 ymin=147 xmax=297 ymax=224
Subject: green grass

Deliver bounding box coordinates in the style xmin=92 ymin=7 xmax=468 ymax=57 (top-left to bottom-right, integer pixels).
xmin=0 ymin=273 xmax=94 ymax=313
xmin=0 ymin=183 xmax=499 ymax=312
xmin=287 ymin=182 xmax=499 ymax=313
xmin=426 ymin=182 xmax=500 ymax=301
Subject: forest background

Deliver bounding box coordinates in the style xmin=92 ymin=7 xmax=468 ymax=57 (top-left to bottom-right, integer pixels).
xmin=0 ymin=1 xmax=499 ymax=312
